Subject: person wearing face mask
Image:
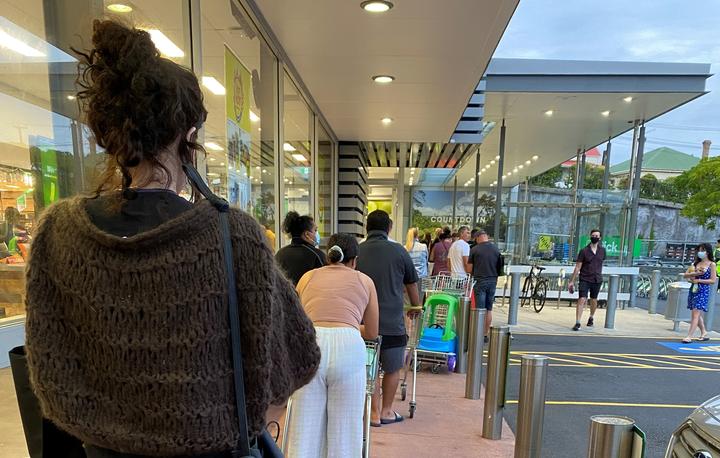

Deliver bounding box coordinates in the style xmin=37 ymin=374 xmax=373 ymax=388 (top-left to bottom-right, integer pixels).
xmin=569 ymin=229 xmax=606 ymax=331
xmin=681 ymin=243 xmax=717 ymax=343
xmin=275 ymin=211 xmax=327 ymax=285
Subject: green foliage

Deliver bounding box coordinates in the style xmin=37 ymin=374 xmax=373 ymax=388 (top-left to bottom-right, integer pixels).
xmin=675 ymin=157 xmax=720 ymax=230
xmin=530 ymin=164 xmax=605 ymax=189
xmin=530 ymin=165 xmax=564 ymax=187
xmin=616 ymin=173 xmax=685 ymax=203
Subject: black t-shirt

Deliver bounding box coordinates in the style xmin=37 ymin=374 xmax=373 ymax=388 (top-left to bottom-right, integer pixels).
xmin=85 ymin=190 xmax=193 ymax=237
xmin=468 ymin=241 xmax=504 ymax=280
xmin=274 ymin=238 xmax=327 ymax=285
xmin=576 ymin=244 xmax=606 ymax=284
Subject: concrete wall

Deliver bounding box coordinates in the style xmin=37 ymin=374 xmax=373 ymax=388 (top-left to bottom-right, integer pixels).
xmin=524 ymin=187 xmax=718 ymax=257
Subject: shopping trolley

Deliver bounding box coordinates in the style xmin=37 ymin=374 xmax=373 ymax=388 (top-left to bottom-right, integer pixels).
xmin=362 ymin=337 xmax=382 ymax=458
xmin=281 ymin=337 xmax=382 ymax=457
xmin=399 ymin=304 xmax=423 ymax=419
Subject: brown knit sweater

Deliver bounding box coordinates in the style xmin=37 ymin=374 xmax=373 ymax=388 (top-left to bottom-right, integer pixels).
xmin=24 ymin=196 xmax=321 ymax=456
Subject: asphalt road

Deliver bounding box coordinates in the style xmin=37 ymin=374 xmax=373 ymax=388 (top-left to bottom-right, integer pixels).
xmin=498 ymin=333 xmax=720 ymax=458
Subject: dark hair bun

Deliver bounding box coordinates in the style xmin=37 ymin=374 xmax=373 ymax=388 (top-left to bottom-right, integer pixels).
xmin=328 ymin=246 xmax=344 ymax=263
xmin=282 ymin=211 xmax=314 ymax=237
xmin=327 ymin=234 xmax=359 ymax=264
xmin=92 ymin=21 xmax=158 ymax=79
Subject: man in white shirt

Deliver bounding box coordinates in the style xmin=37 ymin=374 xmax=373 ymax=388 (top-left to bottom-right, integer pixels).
xmin=448 ymin=226 xmax=471 ymax=275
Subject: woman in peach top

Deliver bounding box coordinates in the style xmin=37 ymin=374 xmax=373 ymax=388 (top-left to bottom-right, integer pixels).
xmin=286 ymin=233 xmax=379 ymax=458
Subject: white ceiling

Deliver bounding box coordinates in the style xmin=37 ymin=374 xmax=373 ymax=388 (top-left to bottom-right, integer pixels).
xmin=254 ymin=0 xmax=519 ymax=142
xmin=454 ymin=91 xmax=707 ymax=188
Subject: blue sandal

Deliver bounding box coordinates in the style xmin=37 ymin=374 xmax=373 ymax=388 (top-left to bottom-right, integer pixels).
xmin=380 ymin=411 xmax=404 ymax=424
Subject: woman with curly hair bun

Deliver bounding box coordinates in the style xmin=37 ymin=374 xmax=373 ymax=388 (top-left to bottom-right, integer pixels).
xmin=23 ymin=20 xmax=320 ymax=458
xmin=275 ymin=211 xmax=327 ymax=284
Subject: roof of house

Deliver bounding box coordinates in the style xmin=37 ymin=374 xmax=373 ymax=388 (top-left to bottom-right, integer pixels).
xmin=562 ymin=147 xmax=602 ymax=167
xmin=609 ymin=147 xmax=700 ymax=175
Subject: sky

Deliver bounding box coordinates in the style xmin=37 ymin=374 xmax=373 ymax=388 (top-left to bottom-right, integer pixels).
xmin=492 ymin=0 xmax=720 ymax=165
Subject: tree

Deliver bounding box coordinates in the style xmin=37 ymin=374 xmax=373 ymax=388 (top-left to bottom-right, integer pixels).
xmin=675 ymin=157 xmax=720 ymax=229
xmin=530 ymin=165 xmax=564 ymax=187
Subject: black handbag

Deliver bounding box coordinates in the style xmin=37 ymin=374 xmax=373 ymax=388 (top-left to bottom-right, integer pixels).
xmin=183 ymin=164 xmax=283 ymax=458
xmin=9 ymin=346 xmax=86 ymax=458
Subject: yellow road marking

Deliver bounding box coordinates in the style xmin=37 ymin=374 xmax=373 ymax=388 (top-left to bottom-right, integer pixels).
xmin=620 ymin=354 xmax=710 ymax=370
xmin=506 ymin=364 xmax=714 ymax=370
xmin=543 ymin=356 xmax=597 ymax=366
xmin=557 ymin=354 xmax=653 ymax=368
xmin=666 ymin=355 xmax=720 ymax=367
xmin=505 ymin=400 xmax=698 ymax=409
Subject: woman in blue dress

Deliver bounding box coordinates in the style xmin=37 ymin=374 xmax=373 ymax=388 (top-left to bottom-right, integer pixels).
xmin=682 ymin=243 xmax=717 ymax=343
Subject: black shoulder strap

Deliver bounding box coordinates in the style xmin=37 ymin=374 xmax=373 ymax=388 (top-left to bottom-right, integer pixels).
xmin=182 ymin=164 xmax=255 ymax=458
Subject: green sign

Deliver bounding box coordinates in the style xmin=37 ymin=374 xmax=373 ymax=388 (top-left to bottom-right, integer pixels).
xmin=579 ymin=235 xmax=641 ymax=257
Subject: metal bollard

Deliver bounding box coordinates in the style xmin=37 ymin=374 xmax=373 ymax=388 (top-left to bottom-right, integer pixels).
xmin=514 ymin=355 xmax=548 ymax=458
xmin=483 ymin=326 xmax=511 ymax=440
xmin=628 ymin=275 xmax=638 ymax=308
xmin=456 ymin=297 xmax=471 ymax=374
xmin=605 ymin=275 xmax=619 ymax=329
xmin=509 ymin=271 xmax=521 ymax=325
xmin=587 ymin=415 xmax=635 ymax=458
xmin=465 ymin=308 xmax=486 ymax=400
xmin=706 ymin=277 xmax=718 ymax=331
xmin=556 ymin=269 xmax=566 ymax=309
xmin=648 ymin=270 xmax=661 ymax=314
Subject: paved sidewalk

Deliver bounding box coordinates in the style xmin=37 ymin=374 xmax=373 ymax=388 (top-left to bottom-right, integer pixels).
xmin=492 ymin=300 xmax=720 ymax=339
xmin=370 ymin=370 xmax=515 ymax=457
xmin=0 ymin=366 xmax=515 ymax=458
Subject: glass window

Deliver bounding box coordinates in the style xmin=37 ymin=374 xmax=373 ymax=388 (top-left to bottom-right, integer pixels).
xmin=282 ymin=72 xmax=313 ymax=232
xmin=316 ymin=123 xmax=333 ymax=248
xmin=0 ymin=0 xmax=190 ymax=319
xmin=200 ymin=2 xmax=278 ymax=249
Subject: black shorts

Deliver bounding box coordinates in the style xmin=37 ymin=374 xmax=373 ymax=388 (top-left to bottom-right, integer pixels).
xmin=579 ymin=280 xmax=601 ymax=299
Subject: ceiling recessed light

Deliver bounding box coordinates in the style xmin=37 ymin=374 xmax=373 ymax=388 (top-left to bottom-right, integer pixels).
xmin=66 ymin=95 xmax=76 ymax=100
xmin=507 ymin=172 xmax=512 ymax=177
xmin=249 ymin=110 xmax=260 ymax=122
xmin=292 ymin=153 xmax=307 ymax=162
xmin=361 ymin=1 xmax=393 ymax=13
xmin=146 ymin=29 xmax=184 ymax=58
xmin=532 ymin=155 xmax=539 ymax=161
xmin=490 ymin=160 xmax=496 ymax=165
xmin=204 ymin=141 xmax=223 ymax=151
xmin=372 ymin=75 xmax=395 ymax=84
xmin=381 ymin=117 xmax=393 ymax=124
xmin=256 ymin=166 xmax=261 ymax=169
xmin=623 ymin=96 xmax=633 ymax=103
xmin=477 ymin=172 xmax=482 ymax=176
xmin=202 ymin=76 xmax=225 ymax=95
xmin=495 ymin=155 xmax=500 ymax=160
xmin=513 ymin=168 xmax=519 ymax=173
xmin=525 ymin=160 xmax=532 ymax=165
xmin=209 ymin=157 xmax=216 ymax=161
xmin=601 ymin=110 xmax=610 ymax=117
xmin=283 ymin=142 xmax=297 ymax=152
xmin=220 ymin=162 xmax=225 ymax=166
xmin=518 ymin=164 xmax=524 ymax=169
xmin=544 ymin=109 xmax=554 ymax=116
xmin=107 ymin=3 xmax=133 ymax=13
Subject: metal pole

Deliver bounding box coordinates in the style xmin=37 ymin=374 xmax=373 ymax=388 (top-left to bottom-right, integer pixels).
xmin=569 ymin=148 xmax=582 ymax=253
xmin=673 ymin=273 xmax=685 ymax=332
xmin=495 ymin=120 xmax=506 ymax=241
xmin=649 ymin=269 xmax=661 ymax=314
xmin=473 ymin=147 xmax=481 ymax=228
xmin=465 ymin=308 xmax=486 ymax=399
xmin=452 ymin=176 xmax=458 ymax=232
xmin=514 ymin=355 xmax=548 ymax=458
xmin=605 ymin=275 xmax=619 ymax=329
xmin=557 ymin=269 xmax=566 ymax=309
xmin=587 ymin=415 xmax=636 ymax=458
xmin=706 ymin=276 xmax=718 ymax=330
xmin=625 ymin=123 xmax=646 ymax=267
xmin=628 ymin=275 xmax=638 ymax=308
xmin=520 ymin=179 xmax=530 ymax=262
xmin=598 ymin=140 xmax=612 ymax=237
xmin=483 ymin=326 xmax=511 ymax=440
xmin=620 ymin=123 xmax=640 ymax=265
xmin=573 ymin=150 xmax=587 ymax=252
xmin=509 ymin=271 xmax=521 ymax=325
xmin=456 ymin=297 xmax=471 ymax=374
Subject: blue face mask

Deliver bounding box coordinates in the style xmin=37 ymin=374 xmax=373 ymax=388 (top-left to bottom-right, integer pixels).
xmin=315 ymin=231 xmax=321 ymax=248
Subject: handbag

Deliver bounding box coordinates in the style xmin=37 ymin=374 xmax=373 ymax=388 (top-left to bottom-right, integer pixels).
xmin=183 ymin=164 xmax=283 ymax=458
xmin=9 ymin=346 xmax=86 ymax=458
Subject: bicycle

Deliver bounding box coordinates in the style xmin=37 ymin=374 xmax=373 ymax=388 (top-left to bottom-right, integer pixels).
xmin=521 ymin=264 xmax=549 ymax=313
